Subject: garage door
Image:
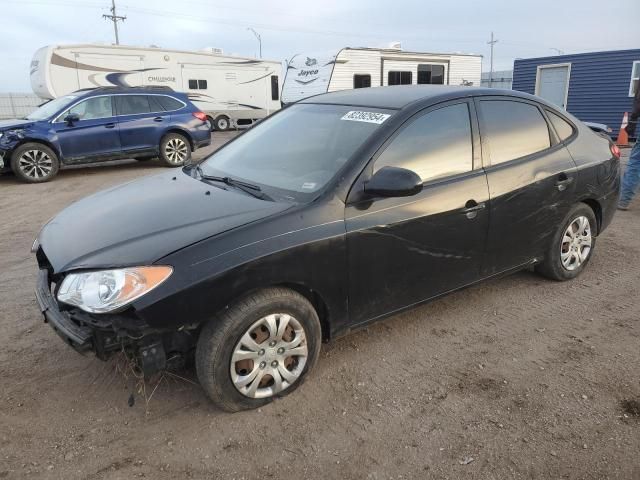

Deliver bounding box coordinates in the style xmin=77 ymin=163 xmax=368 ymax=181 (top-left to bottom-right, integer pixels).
xmin=537 ymin=65 xmax=570 ymax=109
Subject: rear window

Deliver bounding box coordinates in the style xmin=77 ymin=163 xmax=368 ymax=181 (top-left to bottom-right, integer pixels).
xmin=480 ymin=100 xmax=551 ymax=165
xmin=546 ymin=110 xmax=574 ymax=141
xmin=115 ymin=95 xmax=151 ymax=116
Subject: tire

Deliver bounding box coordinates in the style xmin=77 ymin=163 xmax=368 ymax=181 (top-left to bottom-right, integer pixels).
xmin=535 ymin=203 xmax=598 ymax=281
xmin=10 ymin=143 xmax=60 ymax=183
xmin=196 ymin=288 xmax=322 ymax=412
xmin=206 ymin=116 xmax=214 ymax=132
xmin=159 ymin=133 xmax=191 ymax=167
xmin=214 ymin=115 xmax=231 ymax=131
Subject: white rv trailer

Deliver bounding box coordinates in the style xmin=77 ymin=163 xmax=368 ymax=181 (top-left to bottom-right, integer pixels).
xmin=281 ymin=47 xmax=482 ymax=104
xmin=30 ymin=44 xmax=282 ymax=130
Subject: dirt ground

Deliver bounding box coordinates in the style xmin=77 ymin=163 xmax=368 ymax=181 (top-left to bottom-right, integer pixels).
xmin=0 ymin=136 xmax=638 ymax=480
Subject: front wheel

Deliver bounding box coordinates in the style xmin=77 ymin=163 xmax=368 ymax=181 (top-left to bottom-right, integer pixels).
xmin=159 ymin=133 xmax=191 ymax=167
xmin=536 ymin=203 xmax=597 ymax=281
xmin=196 ymin=288 xmax=322 ymax=412
xmin=11 ymin=143 xmax=60 ymax=183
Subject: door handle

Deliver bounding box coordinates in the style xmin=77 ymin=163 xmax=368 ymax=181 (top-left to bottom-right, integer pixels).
xmin=153 ymin=117 xmax=164 ymax=122
xmin=105 ymin=123 xmax=116 ymax=129
xmin=555 ymin=175 xmax=574 ymax=191
xmin=461 ymin=201 xmax=486 ymax=219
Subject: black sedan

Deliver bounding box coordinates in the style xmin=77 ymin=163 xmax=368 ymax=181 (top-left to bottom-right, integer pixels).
xmin=33 ymin=86 xmax=620 ymax=411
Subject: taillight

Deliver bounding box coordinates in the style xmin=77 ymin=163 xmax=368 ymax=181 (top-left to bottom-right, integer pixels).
xmin=193 ymin=111 xmax=207 ymax=122
xmin=611 ymin=143 xmax=621 ymax=159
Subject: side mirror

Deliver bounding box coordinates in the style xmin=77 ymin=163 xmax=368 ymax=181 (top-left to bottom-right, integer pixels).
xmin=64 ymin=113 xmax=80 ymax=126
xmin=364 ymin=166 xmax=422 ymax=198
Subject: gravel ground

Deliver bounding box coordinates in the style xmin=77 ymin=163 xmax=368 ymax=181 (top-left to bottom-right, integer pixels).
xmin=0 ymin=136 xmax=638 ymax=479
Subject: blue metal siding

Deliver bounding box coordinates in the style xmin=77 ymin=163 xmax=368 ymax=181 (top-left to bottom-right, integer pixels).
xmin=513 ymin=49 xmax=640 ymax=138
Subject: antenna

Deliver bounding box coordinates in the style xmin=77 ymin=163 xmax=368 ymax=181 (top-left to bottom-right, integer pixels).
xmin=103 ymin=0 xmax=126 ymax=45
xmin=487 ymin=32 xmax=499 ymax=88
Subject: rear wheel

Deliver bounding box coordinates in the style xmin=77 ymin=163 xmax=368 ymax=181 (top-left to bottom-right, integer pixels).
xmin=536 ymin=203 xmax=597 ymax=281
xmin=159 ymin=133 xmax=191 ymax=167
xmin=214 ymin=115 xmax=231 ymax=131
xmin=11 ymin=143 xmax=59 ymax=183
xmin=196 ymin=288 xmax=322 ymax=411
xmin=206 ymin=116 xmax=214 ymax=132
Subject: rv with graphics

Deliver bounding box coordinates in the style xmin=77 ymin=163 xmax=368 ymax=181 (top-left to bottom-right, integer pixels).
xmin=281 ymin=47 xmax=482 ymax=104
xmin=30 ymin=44 xmax=282 ymax=130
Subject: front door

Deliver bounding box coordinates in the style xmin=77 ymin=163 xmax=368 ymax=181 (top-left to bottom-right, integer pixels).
xmin=476 ymin=97 xmax=578 ymax=274
xmin=54 ymin=95 xmax=121 ymax=162
xmin=536 ymin=65 xmax=570 ymax=109
xmin=345 ymin=101 xmax=489 ymax=325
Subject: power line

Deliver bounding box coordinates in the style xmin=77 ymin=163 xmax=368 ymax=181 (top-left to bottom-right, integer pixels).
xmin=103 ymin=0 xmax=126 ymax=45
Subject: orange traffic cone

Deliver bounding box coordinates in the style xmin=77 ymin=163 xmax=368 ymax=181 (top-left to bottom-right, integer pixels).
xmin=617 ymin=112 xmax=629 ymax=147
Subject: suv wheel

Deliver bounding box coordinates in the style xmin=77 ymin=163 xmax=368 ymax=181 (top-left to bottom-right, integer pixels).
xmin=160 ymin=133 xmax=191 ymax=167
xmin=196 ymin=288 xmax=322 ymax=411
xmin=214 ymin=115 xmax=231 ymax=131
xmin=536 ymin=203 xmax=597 ymax=281
xmin=11 ymin=143 xmax=60 ymax=183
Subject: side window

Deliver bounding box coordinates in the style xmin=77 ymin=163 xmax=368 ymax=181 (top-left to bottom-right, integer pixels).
xmin=354 ymin=74 xmax=371 ymax=89
xmin=388 ymin=71 xmax=412 ymax=86
xmin=65 ymin=96 xmax=113 ymax=120
xmin=629 ymin=61 xmax=639 ymax=97
xmin=147 ymin=95 xmax=165 ymax=112
xmin=188 ymin=79 xmax=198 ymax=89
xmin=198 ymin=79 xmax=208 ymax=90
xmin=546 ymin=110 xmax=574 ymax=141
xmin=155 ymin=95 xmax=184 ymax=111
xmin=115 ymin=95 xmax=151 ymax=116
xmin=271 ymin=75 xmax=279 ymax=101
xmin=417 ymin=64 xmax=445 ymax=85
xmin=374 ymin=103 xmax=473 ymax=182
xmin=480 ymin=100 xmax=551 ymax=165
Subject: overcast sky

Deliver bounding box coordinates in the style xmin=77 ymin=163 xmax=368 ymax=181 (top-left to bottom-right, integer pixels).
xmin=0 ymin=0 xmax=637 ymax=92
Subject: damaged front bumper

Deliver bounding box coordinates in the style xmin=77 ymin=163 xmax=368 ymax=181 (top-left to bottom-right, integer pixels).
xmin=35 ymin=268 xmax=189 ymax=375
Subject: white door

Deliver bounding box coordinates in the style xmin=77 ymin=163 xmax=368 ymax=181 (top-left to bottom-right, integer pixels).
xmin=537 ymin=65 xmax=570 ymax=109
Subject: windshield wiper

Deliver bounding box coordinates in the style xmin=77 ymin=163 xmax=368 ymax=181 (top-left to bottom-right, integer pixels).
xmin=196 ymin=168 xmax=272 ymax=201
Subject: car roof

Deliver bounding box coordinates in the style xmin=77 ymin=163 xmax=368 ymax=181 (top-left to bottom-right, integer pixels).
xmin=300 ymin=85 xmax=538 ymax=110
xmin=72 ymin=86 xmax=177 ymax=98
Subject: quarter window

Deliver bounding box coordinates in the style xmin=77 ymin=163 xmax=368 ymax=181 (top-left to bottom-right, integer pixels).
xmin=546 ymin=110 xmax=574 ymax=141
xmin=115 ymin=95 xmax=151 ymax=116
xmin=388 ymin=71 xmax=412 ymax=86
xmin=155 ymin=95 xmax=184 ymax=111
xmin=374 ymin=103 xmax=473 ymax=182
xmin=417 ymin=64 xmax=445 ymax=85
xmin=65 ymin=96 xmax=113 ymax=120
xmin=354 ymin=74 xmax=372 ymax=89
xmin=630 ymin=61 xmax=640 ymax=97
xmin=480 ymin=100 xmax=551 ymax=165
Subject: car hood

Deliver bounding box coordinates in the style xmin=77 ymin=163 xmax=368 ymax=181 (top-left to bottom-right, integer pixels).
xmin=39 ymin=170 xmax=292 ymax=273
xmin=0 ymin=119 xmax=34 ymax=130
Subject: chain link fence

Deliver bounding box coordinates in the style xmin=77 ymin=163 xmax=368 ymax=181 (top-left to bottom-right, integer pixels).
xmin=0 ymin=93 xmax=42 ymax=119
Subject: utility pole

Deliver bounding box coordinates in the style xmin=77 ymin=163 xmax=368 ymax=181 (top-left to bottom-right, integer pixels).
xmin=247 ymin=27 xmax=262 ymax=58
xmin=487 ymin=32 xmax=498 ymax=88
xmin=103 ymin=0 xmax=126 ymax=45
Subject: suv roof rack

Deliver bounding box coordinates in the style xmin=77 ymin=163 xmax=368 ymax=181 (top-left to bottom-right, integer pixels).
xmin=73 ymin=86 xmax=175 ymax=93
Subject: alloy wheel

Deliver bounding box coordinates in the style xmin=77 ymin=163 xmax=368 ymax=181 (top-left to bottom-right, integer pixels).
xmin=164 ymin=138 xmax=188 ymax=164
xmin=560 ymin=215 xmax=592 ymax=271
xmin=18 ymin=149 xmax=53 ymax=179
xmin=230 ymin=313 xmax=308 ymax=399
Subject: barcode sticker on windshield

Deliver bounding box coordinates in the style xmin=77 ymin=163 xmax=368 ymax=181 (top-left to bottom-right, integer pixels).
xmin=341 ymin=111 xmax=391 ymax=124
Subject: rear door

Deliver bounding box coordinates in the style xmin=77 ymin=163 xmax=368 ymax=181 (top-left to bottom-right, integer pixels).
xmin=476 ymin=97 xmax=578 ymax=274
xmin=345 ymin=100 xmax=489 ymax=325
xmin=115 ymin=94 xmax=168 ymax=155
xmin=54 ymin=95 xmax=121 ymax=162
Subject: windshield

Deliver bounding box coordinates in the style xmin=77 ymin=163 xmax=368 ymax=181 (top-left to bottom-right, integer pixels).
xmin=26 ymin=95 xmax=78 ymax=121
xmin=201 ymin=103 xmax=392 ymax=197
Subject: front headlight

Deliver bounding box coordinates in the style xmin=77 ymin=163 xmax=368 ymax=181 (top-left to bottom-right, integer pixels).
xmin=57 ymin=266 xmax=173 ymax=314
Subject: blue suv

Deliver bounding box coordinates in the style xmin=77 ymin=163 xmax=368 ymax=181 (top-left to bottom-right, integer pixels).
xmin=0 ymin=86 xmax=211 ymax=183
